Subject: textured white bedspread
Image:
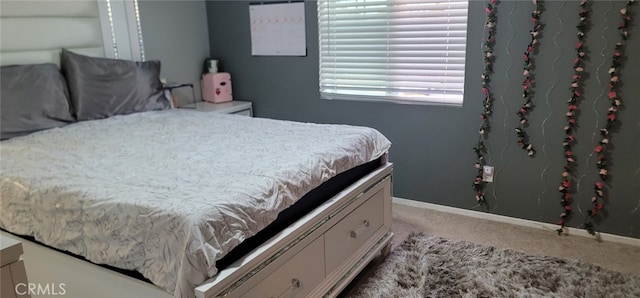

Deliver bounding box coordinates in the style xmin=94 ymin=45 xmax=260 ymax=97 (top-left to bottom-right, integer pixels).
xmin=0 ymin=109 xmax=391 ymax=297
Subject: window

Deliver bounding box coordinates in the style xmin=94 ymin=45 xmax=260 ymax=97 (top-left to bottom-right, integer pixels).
xmin=318 ymin=0 xmax=469 ymax=106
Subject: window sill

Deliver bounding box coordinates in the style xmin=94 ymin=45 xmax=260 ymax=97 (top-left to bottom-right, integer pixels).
xmin=320 ymin=93 xmax=463 ymax=108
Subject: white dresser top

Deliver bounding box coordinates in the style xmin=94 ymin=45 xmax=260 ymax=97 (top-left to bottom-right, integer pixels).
xmin=0 ymin=235 xmax=23 ymax=266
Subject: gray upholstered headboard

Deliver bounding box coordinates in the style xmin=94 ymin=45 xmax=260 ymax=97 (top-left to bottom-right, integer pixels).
xmin=0 ymin=0 xmax=144 ymax=66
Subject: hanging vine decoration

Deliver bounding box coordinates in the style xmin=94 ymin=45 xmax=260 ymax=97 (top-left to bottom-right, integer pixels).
xmin=473 ymin=0 xmax=499 ymax=203
xmin=556 ymin=0 xmax=590 ymax=236
xmin=515 ymin=0 xmax=544 ymax=157
xmin=584 ymin=0 xmax=635 ymax=235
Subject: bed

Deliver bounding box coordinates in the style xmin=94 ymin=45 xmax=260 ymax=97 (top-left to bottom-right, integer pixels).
xmin=0 ymin=1 xmax=394 ymax=297
xmin=1 ymin=109 xmax=393 ymax=298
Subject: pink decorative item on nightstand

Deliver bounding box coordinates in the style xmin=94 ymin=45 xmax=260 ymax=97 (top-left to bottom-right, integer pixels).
xmin=202 ymin=72 xmax=233 ymax=103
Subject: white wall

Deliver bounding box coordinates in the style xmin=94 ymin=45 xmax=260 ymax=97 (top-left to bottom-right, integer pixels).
xmin=138 ymin=0 xmax=210 ymax=106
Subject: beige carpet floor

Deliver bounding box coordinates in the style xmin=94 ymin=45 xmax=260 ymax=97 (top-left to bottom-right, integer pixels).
xmin=391 ymin=202 xmax=640 ymax=275
xmin=341 ymin=201 xmax=640 ymax=296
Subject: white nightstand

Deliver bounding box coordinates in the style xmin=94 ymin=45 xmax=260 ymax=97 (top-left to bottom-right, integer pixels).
xmin=181 ymin=101 xmax=253 ymax=117
xmin=1 ymin=235 xmax=30 ymax=298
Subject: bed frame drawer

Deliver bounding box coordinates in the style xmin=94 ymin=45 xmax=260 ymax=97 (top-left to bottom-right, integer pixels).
xmin=240 ymin=236 xmax=325 ymax=298
xmin=324 ymin=184 xmax=386 ymax=274
xmin=196 ymin=163 xmax=393 ymax=298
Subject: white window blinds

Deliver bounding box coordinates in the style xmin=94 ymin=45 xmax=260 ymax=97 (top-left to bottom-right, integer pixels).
xmin=318 ymin=0 xmax=468 ymax=105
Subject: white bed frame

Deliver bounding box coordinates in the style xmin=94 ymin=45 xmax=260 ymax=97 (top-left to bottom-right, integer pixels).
xmin=2 ymin=163 xmax=393 ymax=298
xmin=0 ymin=1 xmax=394 ymax=297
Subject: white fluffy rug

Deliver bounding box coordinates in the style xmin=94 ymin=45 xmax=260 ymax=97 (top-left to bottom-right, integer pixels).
xmin=348 ymin=232 xmax=640 ymax=298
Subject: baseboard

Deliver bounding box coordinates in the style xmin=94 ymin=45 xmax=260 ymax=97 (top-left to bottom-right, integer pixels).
xmin=393 ymin=197 xmax=640 ymax=248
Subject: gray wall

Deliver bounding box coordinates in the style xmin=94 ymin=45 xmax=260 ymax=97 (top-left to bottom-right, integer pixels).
xmin=206 ymin=0 xmax=640 ymax=238
xmin=139 ymin=0 xmax=210 ymax=106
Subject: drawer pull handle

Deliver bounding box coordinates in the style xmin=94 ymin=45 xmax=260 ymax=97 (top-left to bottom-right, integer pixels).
xmin=350 ymin=220 xmax=370 ymax=238
xmin=271 ymin=279 xmax=301 ymax=298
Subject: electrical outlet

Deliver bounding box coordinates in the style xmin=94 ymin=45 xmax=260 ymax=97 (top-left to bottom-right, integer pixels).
xmin=482 ymin=165 xmax=494 ymax=183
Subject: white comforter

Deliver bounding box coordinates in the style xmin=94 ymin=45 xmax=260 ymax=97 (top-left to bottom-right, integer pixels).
xmin=0 ymin=109 xmax=391 ymax=297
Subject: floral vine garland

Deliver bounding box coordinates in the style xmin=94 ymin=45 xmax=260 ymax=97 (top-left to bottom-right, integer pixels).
xmin=515 ymin=0 xmax=544 ymax=157
xmin=583 ymin=0 xmax=635 ymax=235
xmin=557 ymin=0 xmax=591 ymax=236
xmin=473 ymin=0 xmax=499 ymax=203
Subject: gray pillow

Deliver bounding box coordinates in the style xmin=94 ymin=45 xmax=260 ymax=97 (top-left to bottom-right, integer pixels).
xmin=1 ymin=63 xmax=74 ymax=140
xmin=60 ymin=49 xmax=170 ymax=120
